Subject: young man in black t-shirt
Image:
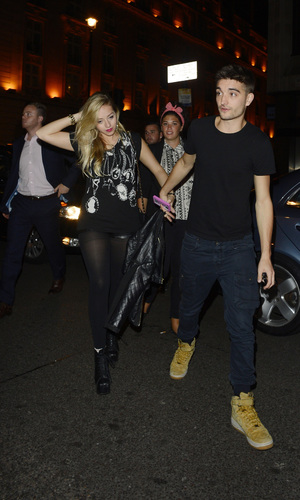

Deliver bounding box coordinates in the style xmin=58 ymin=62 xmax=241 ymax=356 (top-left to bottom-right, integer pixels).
xmin=160 ymin=64 xmax=276 ymax=451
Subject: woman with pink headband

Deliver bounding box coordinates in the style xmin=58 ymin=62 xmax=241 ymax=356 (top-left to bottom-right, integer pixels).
xmin=143 ymin=102 xmax=194 ymax=334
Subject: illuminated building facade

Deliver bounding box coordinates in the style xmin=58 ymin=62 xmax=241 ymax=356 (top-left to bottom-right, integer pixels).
xmin=0 ymin=0 xmax=272 ymax=145
xmin=268 ymin=0 xmax=300 ymax=172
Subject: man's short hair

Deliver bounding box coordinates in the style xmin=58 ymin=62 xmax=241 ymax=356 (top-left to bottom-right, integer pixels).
xmin=215 ymin=64 xmax=255 ymax=93
xmin=27 ymin=102 xmax=47 ymax=122
xmin=145 ymin=121 xmax=160 ymax=131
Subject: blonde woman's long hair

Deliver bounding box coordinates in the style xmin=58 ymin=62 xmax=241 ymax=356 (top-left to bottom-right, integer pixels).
xmin=74 ymin=92 xmax=126 ymax=177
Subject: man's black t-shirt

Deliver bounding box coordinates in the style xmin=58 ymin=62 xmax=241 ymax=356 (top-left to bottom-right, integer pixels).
xmin=184 ymin=116 xmax=276 ymax=241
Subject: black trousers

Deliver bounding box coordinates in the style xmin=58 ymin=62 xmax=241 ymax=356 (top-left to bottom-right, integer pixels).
xmin=0 ymin=193 xmax=66 ymax=305
xmin=164 ymin=219 xmax=187 ymax=318
xmin=145 ymin=219 xmax=187 ymax=318
xmin=78 ymin=230 xmax=130 ymax=349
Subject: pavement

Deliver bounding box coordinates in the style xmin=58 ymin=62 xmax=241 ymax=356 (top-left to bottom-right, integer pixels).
xmin=1 ymin=241 xmax=300 ymax=499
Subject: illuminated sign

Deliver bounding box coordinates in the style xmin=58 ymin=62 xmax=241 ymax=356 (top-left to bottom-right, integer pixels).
xmin=178 ymin=88 xmax=192 ymax=105
xmin=167 ymin=61 xmax=197 ymax=83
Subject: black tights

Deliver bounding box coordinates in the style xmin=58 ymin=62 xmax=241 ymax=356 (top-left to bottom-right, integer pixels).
xmin=79 ymin=231 xmax=130 ymax=349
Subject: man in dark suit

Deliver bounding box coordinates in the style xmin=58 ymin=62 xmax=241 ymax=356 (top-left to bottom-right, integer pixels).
xmin=0 ymin=102 xmax=79 ymax=318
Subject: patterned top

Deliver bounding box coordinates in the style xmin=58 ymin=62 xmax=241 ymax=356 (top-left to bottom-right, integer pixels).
xmin=160 ymin=138 xmax=193 ymax=220
xmin=70 ymin=131 xmax=142 ymax=234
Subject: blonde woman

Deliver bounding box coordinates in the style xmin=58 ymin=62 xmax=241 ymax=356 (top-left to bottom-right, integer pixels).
xmin=37 ymin=92 xmax=171 ymax=395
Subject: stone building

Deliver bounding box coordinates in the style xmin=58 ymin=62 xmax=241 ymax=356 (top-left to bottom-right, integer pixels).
xmin=268 ymin=0 xmax=300 ymax=172
xmin=0 ymin=0 xmax=272 ymax=148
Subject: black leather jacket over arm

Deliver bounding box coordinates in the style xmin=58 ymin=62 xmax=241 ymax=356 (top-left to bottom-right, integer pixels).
xmin=105 ymin=210 xmax=165 ymax=333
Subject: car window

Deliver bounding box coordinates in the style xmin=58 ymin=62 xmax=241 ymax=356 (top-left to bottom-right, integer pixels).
xmin=286 ymin=188 xmax=300 ymax=207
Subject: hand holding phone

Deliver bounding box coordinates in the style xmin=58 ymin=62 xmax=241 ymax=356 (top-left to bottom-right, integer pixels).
xmin=153 ymin=195 xmax=171 ymax=212
xmin=260 ymin=272 xmax=268 ymax=287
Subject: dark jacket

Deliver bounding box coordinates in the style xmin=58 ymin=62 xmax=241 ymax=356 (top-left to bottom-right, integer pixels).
xmin=0 ymin=136 xmax=79 ymax=214
xmin=105 ymin=210 xmax=165 ymax=333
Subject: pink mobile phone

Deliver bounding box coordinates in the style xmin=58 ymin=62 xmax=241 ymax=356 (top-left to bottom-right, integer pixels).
xmin=153 ymin=195 xmax=171 ymax=211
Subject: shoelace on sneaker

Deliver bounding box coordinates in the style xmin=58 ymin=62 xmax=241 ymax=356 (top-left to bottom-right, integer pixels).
xmin=174 ymin=348 xmax=192 ymax=364
xmin=237 ymin=406 xmax=264 ymax=432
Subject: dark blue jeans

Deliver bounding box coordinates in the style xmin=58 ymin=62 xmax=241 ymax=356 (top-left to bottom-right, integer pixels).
xmin=178 ymin=232 xmax=260 ymax=390
xmin=0 ymin=194 xmax=65 ymax=305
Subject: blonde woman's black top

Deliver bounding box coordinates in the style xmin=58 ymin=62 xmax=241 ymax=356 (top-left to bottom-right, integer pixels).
xmin=70 ymin=132 xmax=142 ymax=234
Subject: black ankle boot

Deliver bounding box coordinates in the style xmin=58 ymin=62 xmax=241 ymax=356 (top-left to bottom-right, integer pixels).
xmin=94 ymin=349 xmax=111 ymax=395
xmin=106 ymin=332 xmax=119 ymax=367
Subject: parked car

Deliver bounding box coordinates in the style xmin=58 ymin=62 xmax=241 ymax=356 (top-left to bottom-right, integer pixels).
xmin=255 ymin=169 xmax=300 ymax=336
xmin=0 ymin=145 xmax=84 ymax=262
xmin=21 ymin=176 xmax=84 ymax=263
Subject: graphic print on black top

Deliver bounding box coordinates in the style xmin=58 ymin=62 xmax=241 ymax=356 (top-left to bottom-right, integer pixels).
xmin=85 ymin=133 xmax=138 ymax=215
xmin=70 ymin=131 xmax=142 ymax=234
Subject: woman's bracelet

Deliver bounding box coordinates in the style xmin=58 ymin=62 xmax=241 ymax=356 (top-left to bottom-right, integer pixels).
xmin=68 ymin=114 xmax=76 ymax=126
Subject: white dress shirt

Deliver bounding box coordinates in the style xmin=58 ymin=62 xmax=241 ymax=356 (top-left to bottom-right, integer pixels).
xmin=18 ymin=134 xmax=54 ymax=196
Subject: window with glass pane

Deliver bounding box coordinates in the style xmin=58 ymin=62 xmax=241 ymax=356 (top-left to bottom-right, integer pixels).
xmin=65 ymin=73 xmax=81 ymax=98
xmin=104 ymin=9 xmax=116 ymax=34
xmin=66 ymin=0 xmax=83 ymax=19
xmin=136 ymin=58 xmax=145 ymax=84
xmin=26 ymin=20 xmax=43 ymax=56
xmin=24 ymin=63 xmax=41 ymax=89
xmin=137 ymin=26 xmax=147 ymax=47
xmin=103 ymin=45 xmax=114 ymax=75
xmin=135 ymin=89 xmax=145 ymax=109
xmin=67 ymin=34 xmax=82 ymax=66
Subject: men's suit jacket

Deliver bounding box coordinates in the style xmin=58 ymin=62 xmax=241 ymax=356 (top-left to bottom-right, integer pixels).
xmin=0 ymin=136 xmax=80 ymax=214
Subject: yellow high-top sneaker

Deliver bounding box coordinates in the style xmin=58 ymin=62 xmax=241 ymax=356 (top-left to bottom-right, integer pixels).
xmin=231 ymin=392 xmax=273 ymax=450
xmin=170 ymin=338 xmax=196 ymax=380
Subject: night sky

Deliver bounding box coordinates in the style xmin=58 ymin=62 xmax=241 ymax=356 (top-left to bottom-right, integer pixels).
xmin=227 ymin=0 xmax=269 ymax=38
xmin=252 ymin=0 xmax=269 ymax=38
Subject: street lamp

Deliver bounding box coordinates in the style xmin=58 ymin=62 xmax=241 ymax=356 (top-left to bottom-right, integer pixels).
xmin=86 ymin=17 xmax=98 ymax=97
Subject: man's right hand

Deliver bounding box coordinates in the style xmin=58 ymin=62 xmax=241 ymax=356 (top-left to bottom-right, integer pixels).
xmin=158 ymin=191 xmax=176 ymax=222
xmin=2 ymin=213 xmax=9 ymax=219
